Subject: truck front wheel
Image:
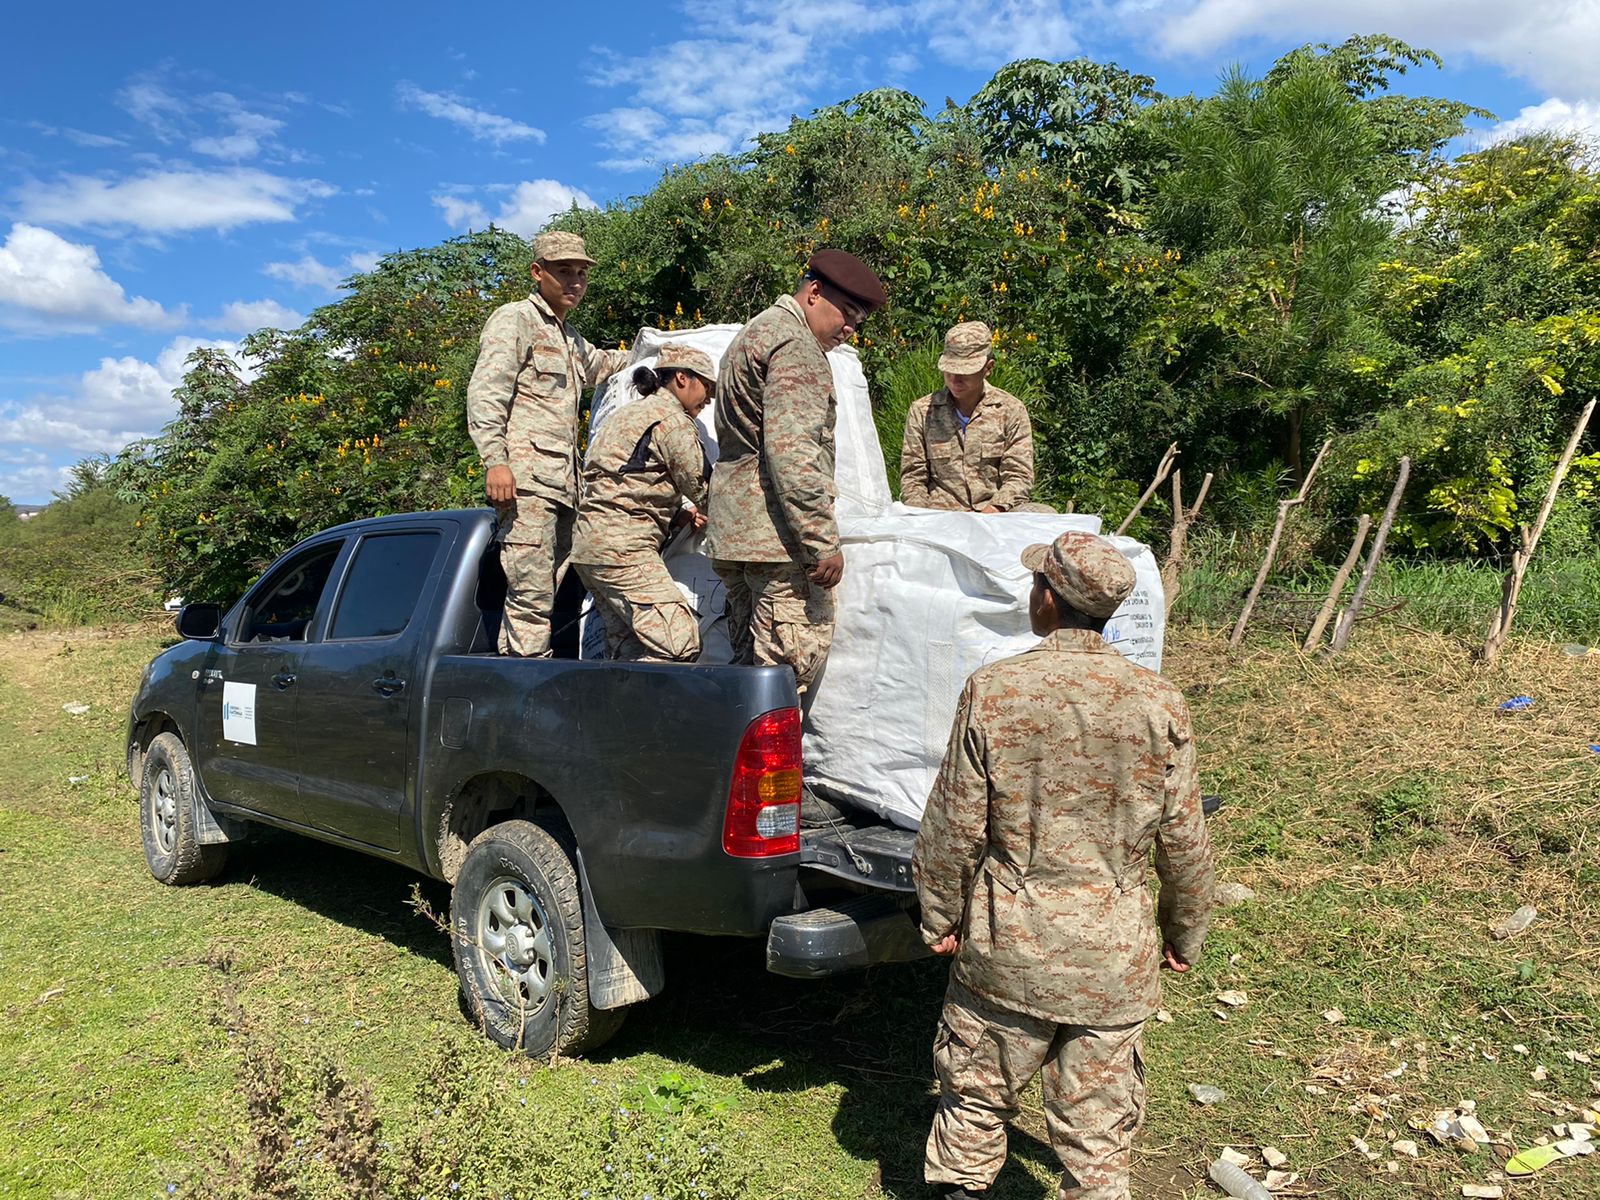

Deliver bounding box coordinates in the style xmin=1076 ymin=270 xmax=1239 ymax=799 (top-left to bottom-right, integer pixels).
xmin=450 ymin=819 xmax=625 ymax=1058
xmin=139 ymin=732 xmax=228 ymax=885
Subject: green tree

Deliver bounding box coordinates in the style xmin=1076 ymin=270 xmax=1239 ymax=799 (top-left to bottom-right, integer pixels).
xmin=1143 ymin=63 xmax=1399 ymax=478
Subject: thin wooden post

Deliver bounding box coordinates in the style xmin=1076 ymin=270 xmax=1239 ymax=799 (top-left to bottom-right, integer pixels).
xmin=1330 ymin=457 xmax=1410 ymax=654
xmin=1229 ymin=439 xmax=1332 ymax=649
xmin=1115 ymin=442 xmax=1179 ymax=536
xmin=1482 ymin=399 xmax=1596 ymax=663
xmin=1162 ymin=468 xmax=1214 ymax=617
xmin=1302 ymin=514 xmax=1371 ymax=652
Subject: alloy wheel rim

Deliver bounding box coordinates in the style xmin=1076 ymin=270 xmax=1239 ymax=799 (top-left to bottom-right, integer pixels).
xmin=474 ymin=876 xmax=554 ymax=1016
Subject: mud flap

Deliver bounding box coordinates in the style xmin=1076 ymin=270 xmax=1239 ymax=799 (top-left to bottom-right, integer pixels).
xmin=192 ymin=790 xmax=248 ymax=845
xmin=576 ymin=851 xmax=665 ymax=1010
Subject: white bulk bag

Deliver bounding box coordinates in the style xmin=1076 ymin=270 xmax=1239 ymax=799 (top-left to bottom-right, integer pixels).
xmin=578 ymin=324 xmax=1166 ymax=830
xmin=804 ymin=507 xmax=1164 ymax=829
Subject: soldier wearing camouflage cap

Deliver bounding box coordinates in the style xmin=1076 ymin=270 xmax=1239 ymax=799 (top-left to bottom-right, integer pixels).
xmin=573 ymin=345 xmax=714 ymax=662
xmin=466 ymin=230 xmax=633 ymax=656
xmin=913 ymin=530 xmax=1215 ymax=1200
xmin=900 ymin=321 xmax=1049 ymax=514
xmin=706 ymin=249 xmax=887 ymax=695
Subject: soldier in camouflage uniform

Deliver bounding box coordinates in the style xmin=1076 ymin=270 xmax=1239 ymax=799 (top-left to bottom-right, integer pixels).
xmin=706 ymin=249 xmax=887 ymax=695
xmin=573 ymin=344 xmax=714 ymax=662
xmin=466 ymin=230 xmax=633 ymax=656
xmin=912 ymin=530 xmax=1215 ymax=1200
xmin=900 ymin=321 xmax=1050 ymax=513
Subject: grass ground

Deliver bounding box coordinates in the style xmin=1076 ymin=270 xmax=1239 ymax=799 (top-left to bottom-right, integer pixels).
xmin=1 ymin=615 xmax=1597 ymax=1199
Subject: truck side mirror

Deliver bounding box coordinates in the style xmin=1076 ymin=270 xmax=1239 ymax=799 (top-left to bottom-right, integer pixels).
xmin=176 ymin=603 xmax=223 ymax=640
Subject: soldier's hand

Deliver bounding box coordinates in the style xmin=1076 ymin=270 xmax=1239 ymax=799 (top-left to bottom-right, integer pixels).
xmin=808 ymin=553 xmax=845 ymax=588
xmin=1162 ymin=942 xmax=1191 ymax=973
xmin=485 ymin=464 xmax=515 ymax=504
xmin=930 ymin=933 xmax=959 ymax=956
xmin=979 ymin=505 xmax=1001 ymax=514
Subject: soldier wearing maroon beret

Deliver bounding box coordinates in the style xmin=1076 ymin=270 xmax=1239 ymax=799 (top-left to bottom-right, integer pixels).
xmin=706 ymin=249 xmax=886 ymax=695
xmin=914 ymin=531 xmax=1215 ymax=1200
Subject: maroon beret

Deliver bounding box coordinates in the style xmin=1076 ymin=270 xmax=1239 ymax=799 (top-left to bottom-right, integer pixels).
xmin=806 ymin=248 xmax=888 ymax=312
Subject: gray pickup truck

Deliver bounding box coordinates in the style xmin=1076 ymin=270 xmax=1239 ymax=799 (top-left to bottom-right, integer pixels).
xmin=127 ymin=509 xmax=926 ymax=1056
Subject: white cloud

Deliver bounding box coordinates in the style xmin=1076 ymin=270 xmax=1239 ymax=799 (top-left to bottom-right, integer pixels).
xmin=118 ymin=76 xmax=294 ymax=161
xmin=918 ymin=0 xmax=1081 ymax=64
xmin=0 ymin=223 xmax=179 ymax=332
xmin=589 ymin=1 xmax=899 ymax=168
xmin=0 ymin=335 xmax=254 ymax=460
xmin=396 ymin=82 xmax=546 ymax=144
xmin=1136 ymin=1 xmax=1600 ymax=102
xmin=206 ymin=299 xmax=304 ymax=333
xmin=192 ymin=103 xmax=286 ymax=161
xmin=0 ymin=460 xmax=74 ymax=505
xmin=586 ymin=0 xmax=1099 ymax=170
xmin=119 ymin=78 xmax=189 ymax=140
xmin=1488 ymin=98 xmax=1600 ymax=145
xmin=15 ymin=168 xmax=336 ymax=234
xmin=432 ymin=180 xmax=597 ymax=238
xmin=262 ymin=250 xmax=380 ymax=292
xmin=433 ymin=194 xmax=491 ymax=230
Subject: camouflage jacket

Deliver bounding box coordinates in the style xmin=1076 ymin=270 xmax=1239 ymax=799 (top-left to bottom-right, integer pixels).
xmin=899 ymin=384 xmax=1035 ymax=512
xmin=912 ymin=627 xmax=1214 ymax=1025
xmin=465 ymin=291 xmax=631 ymax=535
xmin=706 ymin=296 xmax=838 ymax=564
xmin=571 ymin=393 xmax=710 ymax=566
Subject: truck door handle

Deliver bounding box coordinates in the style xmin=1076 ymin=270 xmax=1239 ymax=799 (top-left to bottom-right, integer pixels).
xmin=372 ymin=676 xmax=406 ymax=697
xmin=272 ymin=671 xmax=297 ymax=690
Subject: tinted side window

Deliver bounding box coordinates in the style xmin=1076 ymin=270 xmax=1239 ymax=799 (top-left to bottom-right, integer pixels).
xmin=238 ymin=544 xmax=341 ymax=643
xmin=329 ymin=532 xmax=440 ymax=640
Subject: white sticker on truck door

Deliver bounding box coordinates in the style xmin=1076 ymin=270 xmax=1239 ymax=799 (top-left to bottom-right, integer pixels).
xmin=222 ymin=681 xmax=257 ymax=745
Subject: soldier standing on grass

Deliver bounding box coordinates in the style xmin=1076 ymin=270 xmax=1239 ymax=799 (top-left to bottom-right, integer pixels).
xmin=912 ymin=530 xmax=1215 ymax=1200
xmin=706 ymin=249 xmax=887 ymax=696
xmin=899 ymin=321 xmax=1050 ymax=513
xmin=572 ymin=344 xmax=715 ymax=662
xmin=466 ymin=230 xmax=632 ymax=657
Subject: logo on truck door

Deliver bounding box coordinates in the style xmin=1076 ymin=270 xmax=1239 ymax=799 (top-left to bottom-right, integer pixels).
xmin=222 ymin=681 xmax=258 ymax=745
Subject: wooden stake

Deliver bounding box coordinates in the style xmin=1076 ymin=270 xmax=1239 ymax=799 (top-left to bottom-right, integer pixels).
xmin=1229 ymin=439 xmax=1332 ymax=649
xmin=1482 ymin=398 xmax=1597 ymax=663
xmin=1302 ymin=514 xmax=1371 ymax=652
xmin=1162 ymin=468 xmax=1214 ymax=617
xmin=1329 ymin=456 xmax=1410 ymax=654
xmin=1115 ymin=442 xmax=1179 ymax=536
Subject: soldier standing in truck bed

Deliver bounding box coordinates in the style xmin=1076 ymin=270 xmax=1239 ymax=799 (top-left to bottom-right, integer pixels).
xmin=705 ymin=249 xmax=887 ymax=696
xmin=466 ymin=230 xmax=632 ymax=656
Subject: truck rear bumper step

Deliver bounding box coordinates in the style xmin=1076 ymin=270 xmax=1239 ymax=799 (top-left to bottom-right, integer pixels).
xmin=766 ymin=892 xmax=930 ymax=979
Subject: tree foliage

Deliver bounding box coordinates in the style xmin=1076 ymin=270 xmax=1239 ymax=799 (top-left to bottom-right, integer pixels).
xmin=75 ymin=33 xmax=1594 ymax=604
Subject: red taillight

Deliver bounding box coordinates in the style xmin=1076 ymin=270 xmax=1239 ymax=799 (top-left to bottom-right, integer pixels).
xmin=723 ymin=707 xmax=803 ymax=857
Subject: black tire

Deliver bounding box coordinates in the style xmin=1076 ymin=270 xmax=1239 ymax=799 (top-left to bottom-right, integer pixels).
xmin=139 ymin=732 xmax=228 ymax=885
xmin=450 ymin=819 xmax=626 ymax=1058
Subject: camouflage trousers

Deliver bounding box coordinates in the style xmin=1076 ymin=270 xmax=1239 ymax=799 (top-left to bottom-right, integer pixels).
xmin=574 ymin=560 xmax=700 ymax=663
xmin=926 ymin=980 xmax=1147 ymax=1200
xmin=711 ymin=559 xmax=835 ymax=695
xmin=498 ymin=499 xmax=573 ymax=658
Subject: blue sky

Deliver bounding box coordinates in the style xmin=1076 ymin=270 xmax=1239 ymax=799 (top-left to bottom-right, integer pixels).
xmin=3 ymin=0 xmax=1596 ymax=503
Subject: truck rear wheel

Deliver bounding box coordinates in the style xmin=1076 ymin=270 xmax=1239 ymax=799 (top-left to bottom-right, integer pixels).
xmin=139 ymin=732 xmax=228 ymax=885
xmin=450 ymin=819 xmax=625 ymax=1058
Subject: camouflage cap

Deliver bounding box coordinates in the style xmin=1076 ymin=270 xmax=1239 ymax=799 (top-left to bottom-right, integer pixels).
xmin=654 ymin=342 xmax=717 ymax=394
xmin=532 ymin=230 xmax=596 ymax=265
xmin=938 ymin=320 xmax=994 ymax=374
xmin=806 ymin=248 xmax=888 ymax=312
xmin=1021 ymin=530 xmax=1135 ymax=619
